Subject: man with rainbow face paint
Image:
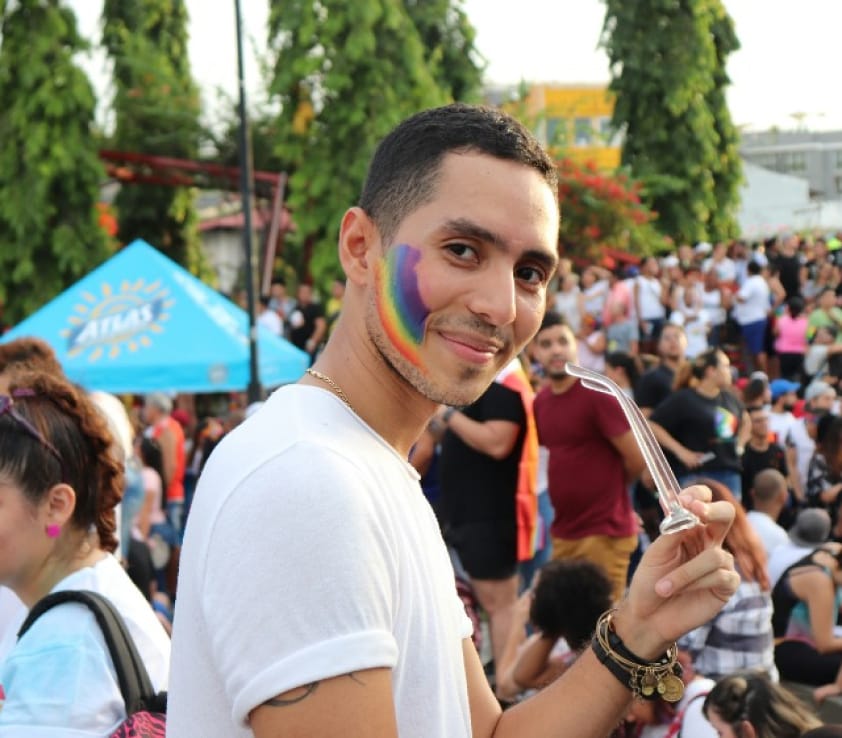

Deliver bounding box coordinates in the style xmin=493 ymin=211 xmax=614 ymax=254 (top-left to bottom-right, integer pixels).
xmin=168 ymin=104 xmax=740 ymax=738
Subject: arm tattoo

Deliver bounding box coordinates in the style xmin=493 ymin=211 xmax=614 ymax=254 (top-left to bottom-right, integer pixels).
xmin=264 ymin=682 xmax=320 ymax=707
xmin=263 ymin=673 xmax=365 ymax=708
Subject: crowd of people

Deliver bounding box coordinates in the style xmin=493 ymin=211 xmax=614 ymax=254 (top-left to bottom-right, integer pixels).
xmin=0 ymin=102 xmax=838 ymax=737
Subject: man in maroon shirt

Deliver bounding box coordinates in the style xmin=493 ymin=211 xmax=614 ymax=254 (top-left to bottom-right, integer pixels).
xmin=532 ymin=311 xmax=645 ymax=600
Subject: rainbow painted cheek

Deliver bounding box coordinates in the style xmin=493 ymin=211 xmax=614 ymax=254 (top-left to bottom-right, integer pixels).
xmin=375 ymin=244 xmax=430 ymax=369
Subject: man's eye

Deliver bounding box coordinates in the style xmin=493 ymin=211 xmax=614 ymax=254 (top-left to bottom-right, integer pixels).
xmin=446 ymin=243 xmax=477 ymax=261
xmin=517 ymin=266 xmax=547 ymax=286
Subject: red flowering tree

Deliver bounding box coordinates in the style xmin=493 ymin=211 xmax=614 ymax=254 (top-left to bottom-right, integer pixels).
xmin=557 ymin=158 xmax=669 ymax=263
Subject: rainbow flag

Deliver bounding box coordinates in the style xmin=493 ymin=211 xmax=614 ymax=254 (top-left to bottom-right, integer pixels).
xmin=496 ymin=357 xmax=539 ymax=562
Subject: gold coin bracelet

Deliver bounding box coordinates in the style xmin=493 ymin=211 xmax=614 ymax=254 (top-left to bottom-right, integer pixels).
xmin=590 ymin=610 xmax=685 ymax=703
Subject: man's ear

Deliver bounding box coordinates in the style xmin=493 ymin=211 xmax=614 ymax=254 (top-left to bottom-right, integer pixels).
xmin=43 ymin=483 xmax=77 ymax=528
xmin=338 ymin=207 xmax=378 ymax=285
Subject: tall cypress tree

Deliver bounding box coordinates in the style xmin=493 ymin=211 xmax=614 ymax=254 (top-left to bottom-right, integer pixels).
xmin=404 ymin=0 xmax=484 ymax=102
xmin=102 ymin=0 xmax=202 ymax=268
xmin=0 ymin=0 xmax=109 ymax=323
xmin=601 ymin=0 xmax=742 ymax=243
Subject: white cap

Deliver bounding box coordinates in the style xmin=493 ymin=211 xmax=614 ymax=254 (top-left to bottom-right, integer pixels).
xmin=695 ymin=241 xmax=713 ymax=254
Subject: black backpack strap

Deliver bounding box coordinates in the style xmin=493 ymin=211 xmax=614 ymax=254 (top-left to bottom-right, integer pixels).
xmin=18 ymin=589 xmax=156 ymax=714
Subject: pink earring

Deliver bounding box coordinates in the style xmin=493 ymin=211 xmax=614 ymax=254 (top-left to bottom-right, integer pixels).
xmin=46 ymin=524 xmax=61 ymax=539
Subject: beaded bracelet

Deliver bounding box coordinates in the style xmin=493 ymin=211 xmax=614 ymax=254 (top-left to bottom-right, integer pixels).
xmin=590 ymin=610 xmax=684 ymax=702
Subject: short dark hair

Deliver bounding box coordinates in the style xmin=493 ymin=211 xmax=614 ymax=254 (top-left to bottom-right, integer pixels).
xmin=747 ymin=260 xmax=762 ymax=275
xmin=537 ymin=310 xmax=566 ymax=334
xmin=359 ymin=103 xmax=558 ymax=244
xmin=529 ymin=559 xmax=613 ymax=650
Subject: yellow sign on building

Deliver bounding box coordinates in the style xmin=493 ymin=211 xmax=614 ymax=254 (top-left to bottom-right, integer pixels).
xmin=501 ymin=83 xmax=621 ymax=170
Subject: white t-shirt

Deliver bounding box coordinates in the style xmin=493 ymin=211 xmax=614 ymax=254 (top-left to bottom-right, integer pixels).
xmin=672 ymin=677 xmax=718 ymax=738
xmin=167 ymin=385 xmax=473 ymax=738
xmin=768 ymin=411 xmax=797 ymax=449
xmin=746 ymin=511 xmax=789 ymax=559
xmin=703 ymin=257 xmax=737 ymax=284
xmin=734 ymin=275 xmax=770 ymax=325
xmin=0 ymin=587 xmax=26 ymax=664
xmin=788 ymin=418 xmax=815 ymax=492
xmin=0 ymin=555 xmax=170 ymax=737
xmin=636 ymin=275 xmax=666 ymax=320
xmin=257 ymin=308 xmax=284 ymax=336
xmin=768 ymin=541 xmax=814 ymax=587
xmin=701 ymin=288 xmax=726 ymax=327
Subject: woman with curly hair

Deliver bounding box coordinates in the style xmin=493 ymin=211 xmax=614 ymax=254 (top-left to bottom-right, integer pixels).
xmin=0 ymin=371 xmax=170 ymax=735
xmin=678 ymin=479 xmax=777 ymax=680
xmin=703 ymin=671 xmax=820 ymax=738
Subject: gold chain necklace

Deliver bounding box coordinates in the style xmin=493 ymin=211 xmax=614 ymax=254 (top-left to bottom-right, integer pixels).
xmin=305 ymin=368 xmax=355 ymax=412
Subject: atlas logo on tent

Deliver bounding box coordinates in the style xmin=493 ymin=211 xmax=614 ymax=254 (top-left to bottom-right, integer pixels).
xmin=60 ymin=280 xmax=174 ymax=361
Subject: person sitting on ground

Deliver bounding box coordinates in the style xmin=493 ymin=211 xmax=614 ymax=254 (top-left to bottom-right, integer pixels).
xmin=746 ymin=469 xmax=790 ymax=559
xmin=0 ymin=371 xmax=170 ymax=734
xmin=771 ymin=538 xmax=842 ymax=697
xmin=679 ymin=479 xmax=777 ymax=681
xmin=496 ymin=558 xmax=614 ymax=702
xmin=703 ymin=671 xmax=821 ymax=738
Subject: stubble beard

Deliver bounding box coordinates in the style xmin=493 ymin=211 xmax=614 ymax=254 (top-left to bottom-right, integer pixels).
xmin=365 ymin=299 xmax=498 ymax=407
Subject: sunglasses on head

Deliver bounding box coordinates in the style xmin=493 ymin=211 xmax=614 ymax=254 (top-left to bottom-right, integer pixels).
xmin=0 ymin=390 xmax=65 ymax=477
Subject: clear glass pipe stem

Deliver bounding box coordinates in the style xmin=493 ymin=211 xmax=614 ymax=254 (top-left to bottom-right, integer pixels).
xmin=564 ymin=362 xmax=699 ymax=535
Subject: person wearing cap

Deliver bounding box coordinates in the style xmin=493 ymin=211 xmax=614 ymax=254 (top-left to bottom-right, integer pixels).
xmin=768 ymin=508 xmax=833 ymax=586
xmin=768 ymin=378 xmax=802 ymax=498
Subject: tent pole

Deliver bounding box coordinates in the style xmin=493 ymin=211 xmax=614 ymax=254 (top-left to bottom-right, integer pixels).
xmin=234 ymin=0 xmax=262 ymax=404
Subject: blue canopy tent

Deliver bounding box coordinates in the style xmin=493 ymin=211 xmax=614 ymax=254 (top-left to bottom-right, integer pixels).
xmin=1 ymin=239 xmax=309 ymax=394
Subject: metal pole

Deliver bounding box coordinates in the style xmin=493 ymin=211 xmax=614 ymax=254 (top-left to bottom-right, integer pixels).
xmin=234 ymin=0 xmax=261 ymax=404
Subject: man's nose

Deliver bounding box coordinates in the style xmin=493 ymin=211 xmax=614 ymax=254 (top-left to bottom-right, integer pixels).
xmin=466 ymin=266 xmax=517 ymax=327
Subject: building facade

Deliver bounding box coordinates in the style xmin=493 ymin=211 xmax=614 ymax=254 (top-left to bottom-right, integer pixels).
xmin=740 ymin=130 xmax=842 ymax=202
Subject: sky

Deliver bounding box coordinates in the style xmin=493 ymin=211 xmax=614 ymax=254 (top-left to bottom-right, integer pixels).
xmin=68 ymin=0 xmax=842 ymax=134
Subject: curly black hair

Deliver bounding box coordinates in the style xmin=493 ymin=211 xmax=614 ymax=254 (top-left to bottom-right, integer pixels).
xmin=529 ymin=558 xmax=613 ymax=650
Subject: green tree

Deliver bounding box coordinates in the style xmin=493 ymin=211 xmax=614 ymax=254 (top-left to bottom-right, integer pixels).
xmin=404 ymin=0 xmax=485 ymax=102
xmin=267 ymin=0 xmax=472 ymax=286
xmin=102 ymin=0 xmax=203 ymax=269
xmin=0 ymin=0 xmax=110 ymax=324
xmin=706 ymin=6 xmax=742 ymax=240
xmin=601 ymin=0 xmax=742 ymax=243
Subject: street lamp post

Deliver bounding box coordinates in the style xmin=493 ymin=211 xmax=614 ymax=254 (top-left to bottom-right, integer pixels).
xmin=234 ymin=0 xmax=262 ymax=404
